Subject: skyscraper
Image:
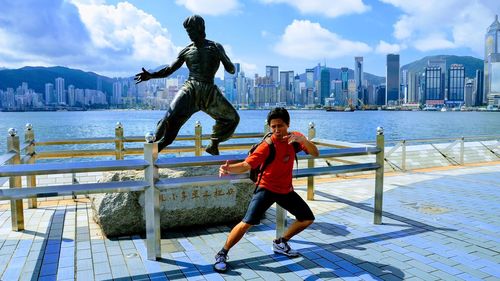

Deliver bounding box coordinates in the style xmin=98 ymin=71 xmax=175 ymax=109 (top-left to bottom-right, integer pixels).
xmin=484 ymin=15 xmax=500 ymax=106
xmin=386 ymin=54 xmax=400 ymax=105
xmin=407 ymin=71 xmax=418 ymax=104
xmin=265 ymin=66 xmax=279 ymax=84
xmin=55 ymin=77 xmax=65 ymax=105
xmin=354 ymin=57 xmax=364 ymax=106
xmin=305 ymin=69 xmax=315 ymax=105
xmin=447 ymin=64 xmax=465 ymax=107
xmin=424 ymin=66 xmax=444 ymax=106
xmin=45 ymin=83 xmax=54 ymax=105
xmin=474 ymin=70 xmax=484 ymax=106
xmin=320 ymin=67 xmax=331 ymax=105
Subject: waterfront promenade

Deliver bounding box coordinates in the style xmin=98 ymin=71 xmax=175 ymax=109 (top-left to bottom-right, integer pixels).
xmin=0 ymin=163 xmax=499 ymax=281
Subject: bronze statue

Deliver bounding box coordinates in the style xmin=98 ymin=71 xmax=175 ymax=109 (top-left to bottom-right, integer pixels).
xmin=135 ymin=15 xmax=240 ymax=155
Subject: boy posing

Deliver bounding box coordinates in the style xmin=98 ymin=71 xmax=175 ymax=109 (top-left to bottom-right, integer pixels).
xmin=215 ymin=107 xmax=319 ymax=272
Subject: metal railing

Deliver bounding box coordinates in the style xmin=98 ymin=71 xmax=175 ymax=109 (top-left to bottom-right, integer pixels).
xmin=0 ymin=124 xmax=385 ymax=261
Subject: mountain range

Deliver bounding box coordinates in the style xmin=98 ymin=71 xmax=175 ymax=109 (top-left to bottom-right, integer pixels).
xmin=0 ymin=55 xmax=485 ymax=95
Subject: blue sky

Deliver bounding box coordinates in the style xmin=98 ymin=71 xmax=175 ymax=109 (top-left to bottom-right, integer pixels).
xmin=0 ymin=0 xmax=498 ymax=78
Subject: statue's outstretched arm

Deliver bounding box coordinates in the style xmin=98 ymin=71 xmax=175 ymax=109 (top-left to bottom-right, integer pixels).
xmin=216 ymin=43 xmax=235 ymax=74
xmin=134 ymin=54 xmax=185 ymax=84
xmin=152 ymin=57 xmax=184 ymax=79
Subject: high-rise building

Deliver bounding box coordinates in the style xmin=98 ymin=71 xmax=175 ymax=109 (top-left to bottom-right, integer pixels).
xmin=354 ymin=57 xmax=364 ymax=106
xmin=465 ymin=78 xmax=474 ymax=107
xmin=320 ymin=67 xmax=331 ymax=105
xmin=45 ymin=83 xmax=54 ymax=105
xmin=407 ymin=71 xmax=418 ymax=104
xmin=265 ymin=66 xmax=279 ymax=84
xmin=293 ymin=75 xmax=301 ymax=106
xmin=447 ymin=64 xmax=465 ymax=107
xmin=401 ymin=69 xmax=408 ymax=103
xmin=424 ymin=66 xmax=444 ymax=106
xmin=55 ymin=77 xmax=65 ymax=105
xmin=484 ymin=15 xmax=500 ymax=106
xmin=113 ymin=81 xmax=122 ymax=105
xmin=474 ymin=70 xmax=484 ymax=106
xmin=386 ymin=54 xmax=400 ymax=105
xmin=279 ymin=71 xmax=289 ymax=105
xmin=68 ymin=85 xmax=75 ymax=106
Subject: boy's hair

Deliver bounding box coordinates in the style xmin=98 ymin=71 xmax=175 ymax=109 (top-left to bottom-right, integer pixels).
xmin=267 ymin=107 xmax=290 ymax=126
xmin=183 ymin=15 xmax=206 ymax=39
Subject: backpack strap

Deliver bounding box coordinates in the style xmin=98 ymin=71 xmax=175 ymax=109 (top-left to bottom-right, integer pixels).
xmin=255 ymin=136 xmax=275 ymax=188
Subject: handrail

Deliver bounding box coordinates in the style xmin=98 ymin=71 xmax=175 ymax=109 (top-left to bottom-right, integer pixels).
xmin=155 ymin=147 xmax=380 ymax=169
xmin=0 ymin=152 xmax=16 ymax=166
xmin=0 ymin=180 xmax=149 ymax=200
xmin=0 ymin=159 xmax=148 ymax=177
xmin=360 ymin=135 xmax=500 ymax=145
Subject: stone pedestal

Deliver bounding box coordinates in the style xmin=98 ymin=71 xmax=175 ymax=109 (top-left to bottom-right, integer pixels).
xmin=90 ymin=166 xmax=254 ymax=237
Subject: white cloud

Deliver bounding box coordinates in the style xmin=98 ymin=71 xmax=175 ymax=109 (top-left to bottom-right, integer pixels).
xmin=380 ymin=0 xmax=500 ymax=54
xmin=0 ymin=0 xmax=180 ymax=77
xmin=375 ymin=40 xmax=402 ymax=54
xmin=261 ymin=0 xmax=370 ymax=17
xmin=274 ymin=20 xmax=372 ymax=59
xmin=414 ymin=34 xmax=456 ymax=52
xmin=175 ymin=0 xmax=240 ymax=16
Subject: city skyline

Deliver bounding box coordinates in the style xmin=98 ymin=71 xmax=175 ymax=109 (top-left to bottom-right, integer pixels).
xmin=0 ymin=0 xmax=498 ymax=78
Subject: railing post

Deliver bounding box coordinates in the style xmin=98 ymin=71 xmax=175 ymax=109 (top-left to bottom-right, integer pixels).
xmin=115 ymin=122 xmax=124 ymax=160
xmin=144 ymin=132 xmax=161 ymax=260
xmin=264 ymin=119 xmax=269 ymax=134
xmin=275 ymin=206 xmax=287 ymax=239
xmin=25 ymin=123 xmax=37 ymax=208
xmin=374 ymin=127 xmax=385 ymax=225
xmin=307 ymin=122 xmax=316 ymax=200
xmin=194 ymin=121 xmax=202 ymax=156
xmin=460 ymin=136 xmax=465 ymax=165
xmin=7 ymin=128 xmax=24 ymax=231
xmin=401 ymin=140 xmax=407 ymax=172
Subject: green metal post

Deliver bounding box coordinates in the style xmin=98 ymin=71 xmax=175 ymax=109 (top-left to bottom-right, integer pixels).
xmin=7 ymin=128 xmax=24 ymax=231
xmin=307 ymin=122 xmax=316 ymax=200
xmin=460 ymin=136 xmax=465 ymax=165
xmin=115 ymin=122 xmax=124 ymax=160
xmin=401 ymin=140 xmax=407 ymax=172
xmin=144 ymin=132 xmax=161 ymax=260
xmin=374 ymin=127 xmax=385 ymax=225
xmin=25 ymin=123 xmax=37 ymax=208
xmin=194 ymin=121 xmax=202 ymax=156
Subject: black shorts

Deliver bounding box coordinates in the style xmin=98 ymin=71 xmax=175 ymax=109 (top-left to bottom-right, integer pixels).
xmin=242 ymin=188 xmax=315 ymax=225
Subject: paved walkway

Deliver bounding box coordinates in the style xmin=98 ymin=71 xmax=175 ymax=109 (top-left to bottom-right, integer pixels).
xmin=0 ymin=164 xmax=499 ymax=280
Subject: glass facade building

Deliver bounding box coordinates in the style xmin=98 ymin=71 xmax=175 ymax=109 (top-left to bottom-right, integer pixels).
xmin=386 ymin=54 xmax=400 ymax=105
xmin=447 ymin=64 xmax=465 ymax=106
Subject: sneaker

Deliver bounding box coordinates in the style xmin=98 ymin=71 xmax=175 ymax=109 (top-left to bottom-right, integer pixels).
xmin=205 ymin=142 xmax=220 ymax=155
xmin=213 ymin=250 xmax=228 ymax=272
xmin=272 ymin=239 xmax=300 ymax=257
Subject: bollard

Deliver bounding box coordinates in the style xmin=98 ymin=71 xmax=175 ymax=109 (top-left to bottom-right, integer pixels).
xmin=144 ymin=132 xmax=161 ymax=260
xmin=307 ymin=122 xmax=316 ymax=200
xmin=115 ymin=122 xmax=124 ymax=160
xmin=460 ymin=136 xmax=465 ymax=165
xmin=374 ymin=127 xmax=385 ymax=225
xmin=25 ymin=123 xmax=37 ymax=208
xmin=7 ymin=128 xmax=24 ymax=231
xmin=194 ymin=121 xmax=202 ymax=156
xmin=401 ymin=140 xmax=407 ymax=172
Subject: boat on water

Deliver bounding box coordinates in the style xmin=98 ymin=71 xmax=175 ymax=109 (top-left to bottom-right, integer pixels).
xmin=441 ymin=107 xmax=448 ymax=112
xmin=422 ymin=106 xmax=437 ymax=111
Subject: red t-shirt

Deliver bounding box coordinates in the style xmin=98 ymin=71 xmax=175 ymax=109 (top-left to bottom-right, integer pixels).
xmin=245 ymin=132 xmax=308 ymax=194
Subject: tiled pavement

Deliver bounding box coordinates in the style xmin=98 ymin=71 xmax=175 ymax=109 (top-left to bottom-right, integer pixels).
xmin=0 ymin=164 xmax=499 ymax=280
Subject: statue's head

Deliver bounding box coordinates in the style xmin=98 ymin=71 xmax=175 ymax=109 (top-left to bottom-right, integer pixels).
xmin=183 ymin=15 xmax=206 ymax=42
